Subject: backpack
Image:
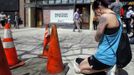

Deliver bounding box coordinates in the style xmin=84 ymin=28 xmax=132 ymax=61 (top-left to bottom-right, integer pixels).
xmin=116 ymin=32 xmax=132 ymax=68
xmin=106 ymin=14 xmax=132 ymax=68
xmin=106 ymin=32 xmax=132 ymax=68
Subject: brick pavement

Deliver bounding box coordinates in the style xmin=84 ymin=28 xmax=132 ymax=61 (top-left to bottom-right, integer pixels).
xmin=0 ymin=28 xmax=134 ymax=75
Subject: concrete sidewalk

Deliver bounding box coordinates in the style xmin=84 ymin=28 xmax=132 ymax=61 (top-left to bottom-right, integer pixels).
xmin=0 ymin=28 xmax=134 ymax=75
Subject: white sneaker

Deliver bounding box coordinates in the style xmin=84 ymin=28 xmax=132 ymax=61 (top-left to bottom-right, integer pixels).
xmin=73 ymin=59 xmax=81 ymax=74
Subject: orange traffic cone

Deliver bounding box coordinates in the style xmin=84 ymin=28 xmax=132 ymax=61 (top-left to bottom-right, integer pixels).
xmin=39 ymin=24 xmax=50 ymax=58
xmin=0 ymin=38 xmax=12 ymax=75
xmin=46 ymin=24 xmax=64 ymax=74
xmin=3 ymin=23 xmax=25 ymax=69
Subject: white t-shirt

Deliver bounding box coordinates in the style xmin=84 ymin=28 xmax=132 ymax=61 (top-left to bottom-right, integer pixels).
xmin=73 ymin=12 xmax=80 ymax=20
xmin=126 ymin=10 xmax=134 ymax=18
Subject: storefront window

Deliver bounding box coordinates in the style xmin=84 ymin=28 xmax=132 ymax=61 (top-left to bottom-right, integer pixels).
xmin=69 ymin=0 xmax=75 ymax=3
xmin=49 ymin=0 xmax=54 ymax=4
xmin=62 ymin=0 xmax=68 ymax=4
xmin=56 ymin=0 xmax=61 ymax=4
xmin=77 ymin=0 xmax=83 ymax=3
xmin=30 ymin=0 xmax=36 ymax=3
xmin=84 ymin=0 xmax=90 ymax=3
xmin=42 ymin=0 xmax=48 ymax=4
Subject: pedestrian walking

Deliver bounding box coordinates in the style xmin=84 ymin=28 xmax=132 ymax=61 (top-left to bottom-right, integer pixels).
xmin=73 ymin=8 xmax=81 ymax=32
xmin=0 ymin=23 xmax=3 ymax=28
xmin=14 ymin=12 xmax=20 ymax=29
xmin=73 ymin=0 xmax=123 ymax=74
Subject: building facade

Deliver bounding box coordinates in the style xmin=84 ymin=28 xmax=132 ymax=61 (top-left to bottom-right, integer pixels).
xmin=25 ymin=0 xmax=94 ymax=29
xmin=0 ymin=0 xmax=19 ymax=24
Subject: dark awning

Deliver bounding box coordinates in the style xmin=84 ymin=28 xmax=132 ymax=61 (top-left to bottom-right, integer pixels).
xmin=0 ymin=0 xmax=19 ymax=11
xmin=25 ymin=0 xmax=90 ymax=8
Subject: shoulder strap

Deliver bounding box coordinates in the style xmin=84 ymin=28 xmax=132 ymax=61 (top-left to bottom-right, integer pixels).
xmin=105 ymin=15 xmax=123 ymax=55
xmin=105 ymin=36 xmax=117 ymax=55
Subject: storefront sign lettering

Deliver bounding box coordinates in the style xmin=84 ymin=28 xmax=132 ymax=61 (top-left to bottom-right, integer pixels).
xmin=50 ymin=10 xmax=74 ymax=23
xmin=55 ymin=13 xmax=68 ymax=18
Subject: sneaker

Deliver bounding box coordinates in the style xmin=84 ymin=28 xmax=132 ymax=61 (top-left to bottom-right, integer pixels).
xmin=73 ymin=59 xmax=81 ymax=74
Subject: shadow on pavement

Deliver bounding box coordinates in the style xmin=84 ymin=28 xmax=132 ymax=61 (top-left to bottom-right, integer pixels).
xmin=84 ymin=71 xmax=106 ymax=75
xmin=118 ymin=69 xmax=128 ymax=75
xmin=84 ymin=69 xmax=128 ymax=75
xmin=23 ymin=73 xmax=30 ymax=75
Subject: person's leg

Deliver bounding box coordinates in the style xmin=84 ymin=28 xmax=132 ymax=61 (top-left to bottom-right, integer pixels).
xmin=93 ymin=21 xmax=96 ymax=30
xmin=80 ymin=21 xmax=82 ymax=29
xmin=0 ymin=23 xmax=3 ymax=28
xmin=81 ymin=69 xmax=106 ymax=74
xmin=74 ymin=55 xmax=112 ymax=74
xmin=75 ymin=20 xmax=81 ymax=32
xmin=1 ymin=20 xmax=5 ymax=27
xmin=125 ymin=18 xmax=131 ymax=34
xmin=78 ymin=58 xmax=106 ymax=74
xmin=73 ymin=21 xmax=77 ymax=32
xmin=16 ymin=21 xmax=19 ymax=29
xmin=79 ymin=58 xmax=92 ymax=70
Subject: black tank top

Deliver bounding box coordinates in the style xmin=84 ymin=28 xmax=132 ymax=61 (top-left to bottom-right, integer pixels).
xmin=104 ymin=13 xmax=120 ymax=35
xmin=104 ymin=26 xmax=120 ymax=35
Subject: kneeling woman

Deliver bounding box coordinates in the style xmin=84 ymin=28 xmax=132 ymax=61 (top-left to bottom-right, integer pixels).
xmin=74 ymin=0 xmax=122 ymax=74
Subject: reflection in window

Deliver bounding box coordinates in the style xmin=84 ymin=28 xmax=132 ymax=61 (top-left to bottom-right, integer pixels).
xmin=56 ymin=0 xmax=61 ymax=4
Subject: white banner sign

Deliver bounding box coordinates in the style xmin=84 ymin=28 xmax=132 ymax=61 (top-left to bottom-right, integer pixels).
xmin=50 ymin=10 xmax=74 ymax=23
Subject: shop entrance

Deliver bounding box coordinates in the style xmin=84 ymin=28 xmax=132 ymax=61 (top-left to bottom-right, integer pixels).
xmin=35 ymin=8 xmax=43 ymax=27
xmin=75 ymin=4 xmax=90 ymax=29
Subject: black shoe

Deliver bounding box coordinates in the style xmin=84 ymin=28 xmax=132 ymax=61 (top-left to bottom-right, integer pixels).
xmin=76 ymin=57 xmax=84 ymax=64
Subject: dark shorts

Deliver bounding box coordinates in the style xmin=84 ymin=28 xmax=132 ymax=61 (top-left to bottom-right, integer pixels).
xmin=88 ymin=55 xmax=112 ymax=70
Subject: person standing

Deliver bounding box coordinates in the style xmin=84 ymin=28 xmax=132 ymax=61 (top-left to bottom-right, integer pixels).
xmin=109 ymin=0 xmax=122 ymax=16
xmin=129 ymin=12 xmax=134 ymax=44
xmin=93 ymin=15 xmax=99 ymax=30
xmin=0 ymin=12 xmax=6 ymax=27
xmin=14 ymin=12 xmax=19 ymax=29
xmin=73 ymin=0 xmax=123 ymax=74
xmin=125 ymin=6 xmax=133 ymax=34
xmin=73 ymin=8 xmax=81 ymax=32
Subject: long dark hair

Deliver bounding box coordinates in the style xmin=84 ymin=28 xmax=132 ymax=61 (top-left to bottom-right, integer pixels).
xmin=92 ymin=0 xmax=110 ymax=10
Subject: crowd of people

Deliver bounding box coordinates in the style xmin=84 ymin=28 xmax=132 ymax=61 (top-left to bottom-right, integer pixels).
xmin=93 ymin=0 xmax=134 ymax=32
xmin=92 ymin=0 xmax=134 ymax=43
xmin=0 ymin=12 xmax=21 ymax=29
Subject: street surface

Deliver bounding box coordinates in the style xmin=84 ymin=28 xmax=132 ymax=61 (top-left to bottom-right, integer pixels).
xmin=0 ymin=26 xmax=134 ymax=75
